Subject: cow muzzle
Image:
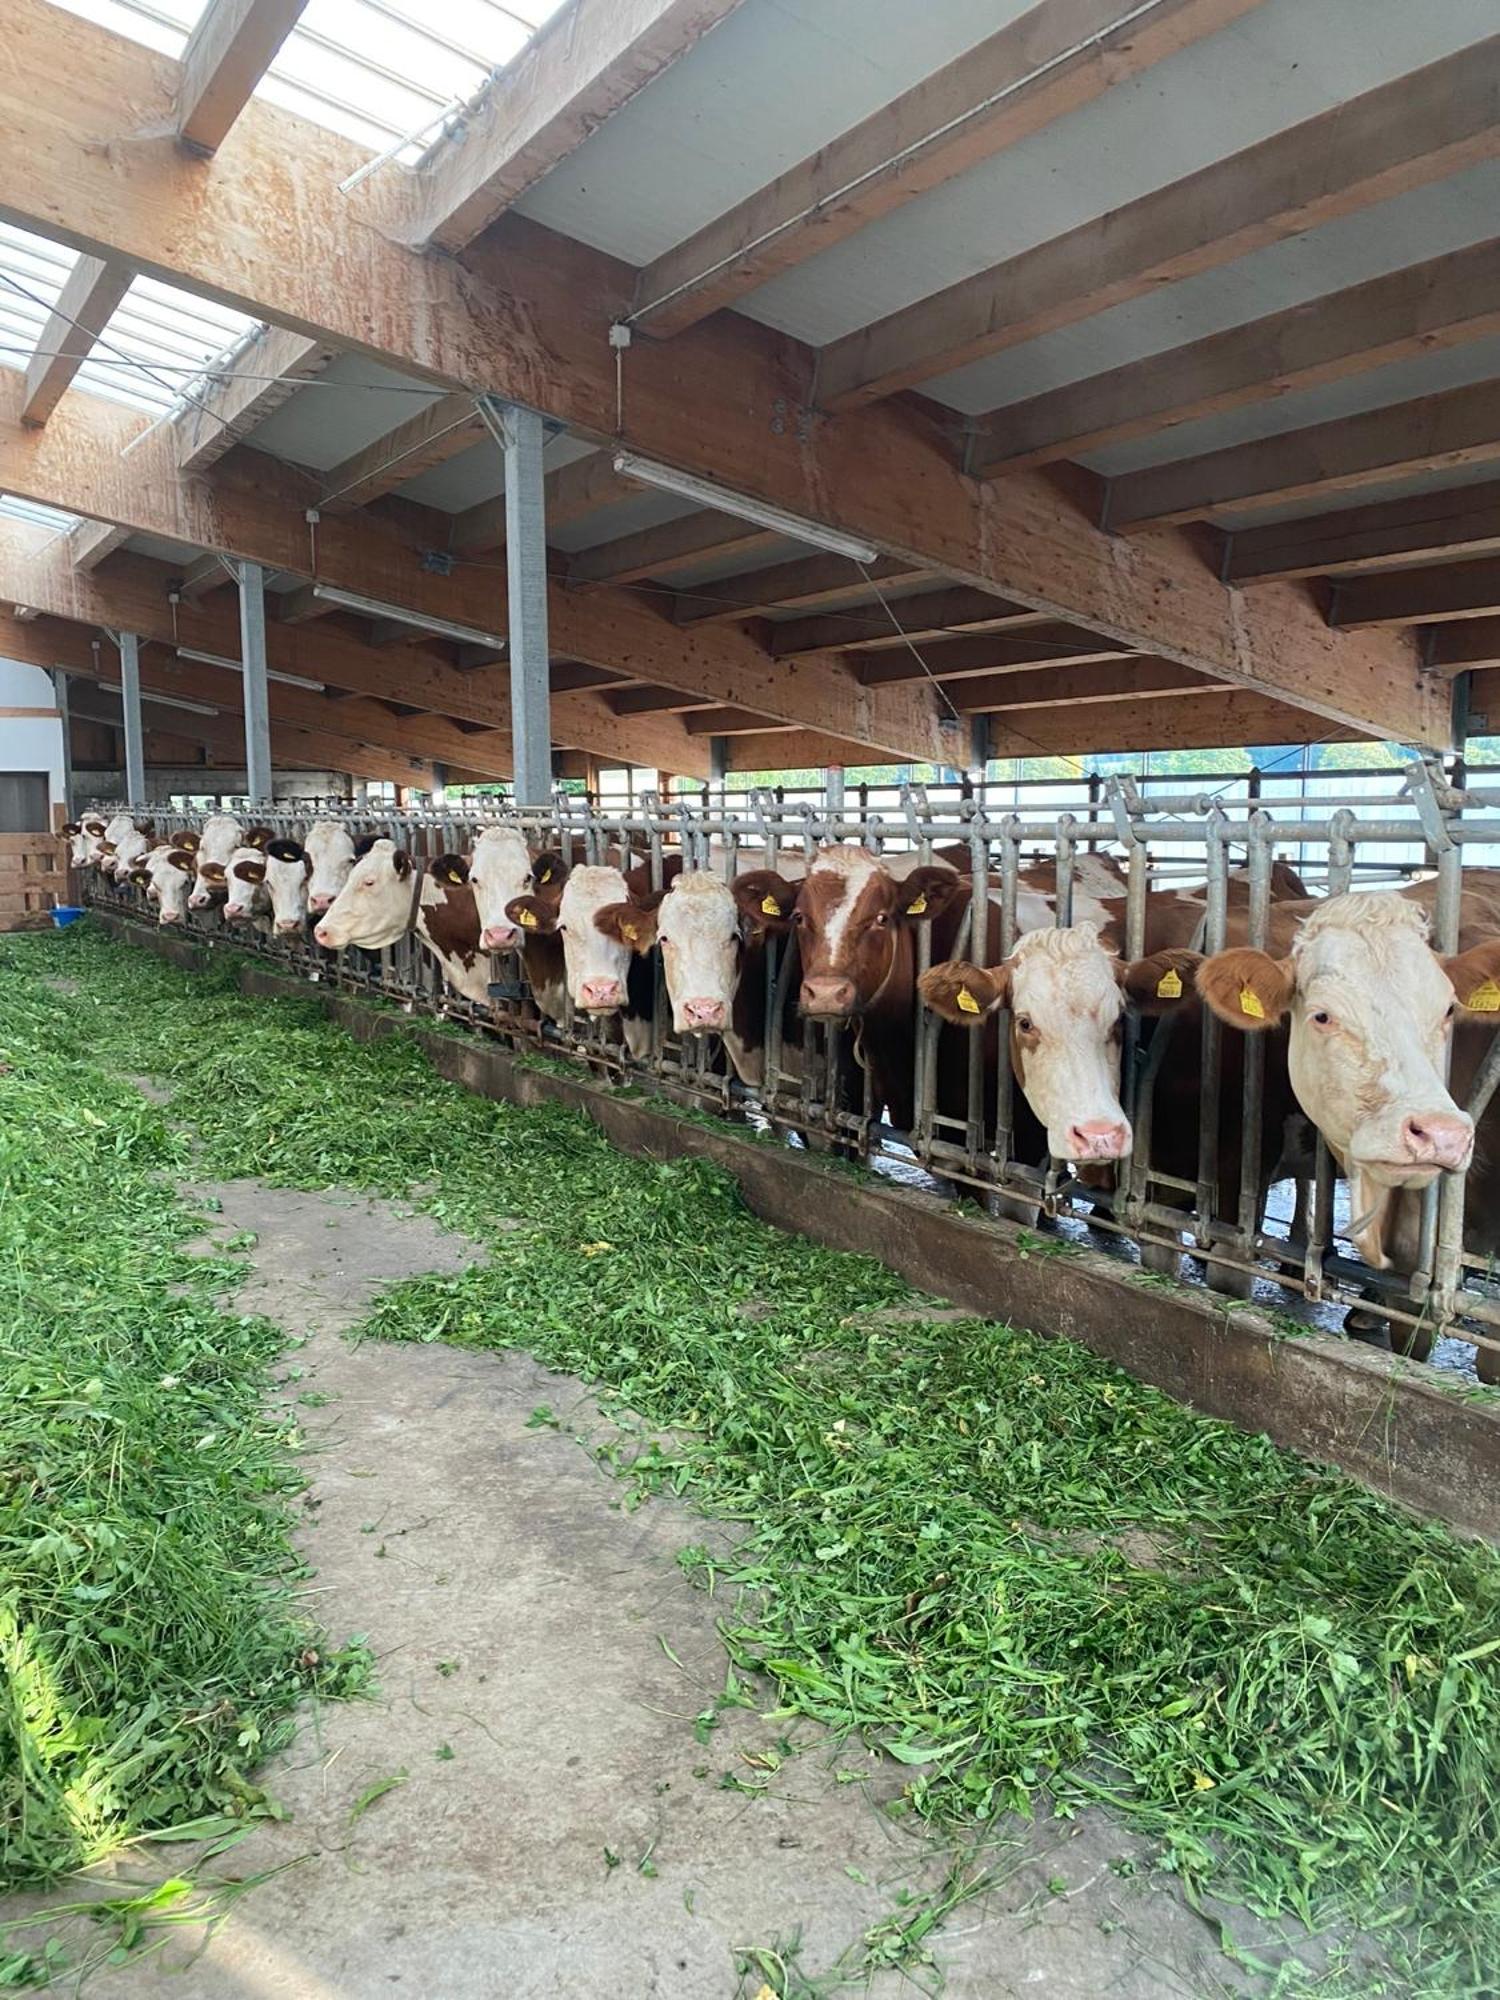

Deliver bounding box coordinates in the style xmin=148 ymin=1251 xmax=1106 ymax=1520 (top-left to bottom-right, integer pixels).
xmin=800 ymin=975 xmax=857 ymax=1019
xmin=1398 ymin=1111 xmax=1473 ymax=1172
xmin=159 ymin=907 xmax=182 ymax=925
xmin=578 ymin=977 xmax=624 ymax=1012
xmin=313 ymin=923 xmax=336 ymax=949
xmin=481 ymin=923 xmax=518 ymax=951
xmin=681 ymin=997 xmax=726 ymax=1031
xmin=275 ymin=917 xmax=303 ymax=935
xmin=1064 ymin=1118 xmax=1132 ymax=1163
xmin=308 ymin=893 xmax=335 ymax=914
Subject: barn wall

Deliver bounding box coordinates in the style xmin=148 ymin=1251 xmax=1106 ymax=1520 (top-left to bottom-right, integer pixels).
xmin=0 ymin=657 xmax=65 ymax=822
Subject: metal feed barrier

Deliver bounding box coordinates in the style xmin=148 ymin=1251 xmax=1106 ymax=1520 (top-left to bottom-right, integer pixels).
xmin=81 ymin=759 xmax=1500 ymax=1373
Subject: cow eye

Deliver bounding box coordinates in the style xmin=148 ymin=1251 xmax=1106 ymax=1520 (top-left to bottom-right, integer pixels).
xmin=1016 ymin=1013 xmax=1035 ymax=1034
xmin=1310 ymin=1009 xmax=1332 ymax=1027
xmin=873 ymin=911 xmax=889 ymax=928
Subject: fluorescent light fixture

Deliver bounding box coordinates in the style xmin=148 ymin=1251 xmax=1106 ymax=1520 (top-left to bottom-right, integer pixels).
xmin=100 ymin=680 xmax=220 ymax=717
xmin=310 ymin=585 xmax=507 ymax=653
xmin=612 ymin=453 xmax=879 ymax=565
xmin=176 ymin=648 xmax=326 ymax=692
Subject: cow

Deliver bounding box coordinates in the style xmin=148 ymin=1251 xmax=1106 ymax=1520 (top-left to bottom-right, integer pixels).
xmin=306 ymin=821 xmax=358 ymax=916
xmin=505 ymin=863 xmax=665 ymax=1057
xmin=144 ymin=846 xmax=196 ymax=925
xmin=919 ymin=923 xmax=1201 ymax=1164
xmin=62 ymin=816 xmax=109 ymax=869
xmin=223 ymin=846 xmax=273 ymax=926
xmin=188 ymin=815 xmax=246 ymax=909
xmin=311 ymin=838 xmax=492 ymax=1004
xmin=1198 ymin=889 xmax=1500 ymax=1371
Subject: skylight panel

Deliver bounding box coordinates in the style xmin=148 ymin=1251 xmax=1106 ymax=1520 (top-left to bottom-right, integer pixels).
xmin=0 ymin=221 xmax=77 ymax=376
xmin=71 ymin=275 xmax=258 ymax=415
xmin=0 ymin=494 xmax=81 ymax=535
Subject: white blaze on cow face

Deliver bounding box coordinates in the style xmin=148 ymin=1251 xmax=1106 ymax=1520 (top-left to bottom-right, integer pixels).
xmin=655 ymin=872 xmax=741 ymax=1033
xmin=557 ymin=865 xmax=635 ymax=1012
xmin=305 ymin=821 xmax=357 ymax=915
xmin=263 ymin=845 xmax=310 ymax=933
xmin=1004 ymin=925 xmax=1131 ymax=1163
xmin=468 ymin=827 xmax=534 ymax=951
xmin=223 ymin=847 xmax=270 ymax=922
xmin=147 ymin=848 xmax=194 ymax=924
xmin=190 ymin=815 xmax=244 ymax=908
xmin=312 ymin=838 xmax=415 ymax=951
xmin=1285 ymin=896 xmax=1472 ymax=1192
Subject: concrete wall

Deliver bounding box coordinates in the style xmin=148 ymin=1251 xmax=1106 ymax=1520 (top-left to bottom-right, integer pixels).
xmin=0 ymin=657 xmax=65 ymax=819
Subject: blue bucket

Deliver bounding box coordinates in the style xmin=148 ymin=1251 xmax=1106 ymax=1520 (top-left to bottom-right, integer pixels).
xmin=51 ymin=906 xmax=86 ymax=929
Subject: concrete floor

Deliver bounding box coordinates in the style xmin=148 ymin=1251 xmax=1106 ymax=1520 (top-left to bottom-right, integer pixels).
xmin=2 ymin=1140 xmax=1322 ymax=1997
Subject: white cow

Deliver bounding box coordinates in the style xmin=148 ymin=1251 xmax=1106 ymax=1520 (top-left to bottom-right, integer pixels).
xmin=189 ymin=815 xmax=245 ymax=909
xmin=312 ymin=839 xmax=490 ymax=1003
xmin=306 ymin=821 xmax=357 ymax=916
xmin=465 ymin=826 xmax=542 ymax=953
xmin=145 ymin=846 xmax=196 ymax=925
xmin=223 ymin=847 xmax=273 ymax=926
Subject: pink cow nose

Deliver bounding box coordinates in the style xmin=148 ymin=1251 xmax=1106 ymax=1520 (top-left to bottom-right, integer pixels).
xmin=481 ymin=923 xmax=517 ymax=950
xmin=683 ymin=997 xmax=725 ymax=1030
xmin=579 ymin=977 xmax=624 ymax=1011
xmin=801 ymin=976 xmax=857 ymax=1017
xmin=276 ymin=918 xmax=302 ymax=934
xmin=313 ymin=924 xmax=334 ymax=948
xmin=309 ymin=894 xmax=333 ymax=913
xmin=1066 ymin=1119 xmax=1131 ymax=1162
xmin=1400 ymin=1112 xmax=1472 ymax=1169
xmin=160 ymin=908 xmax=181 ymax=925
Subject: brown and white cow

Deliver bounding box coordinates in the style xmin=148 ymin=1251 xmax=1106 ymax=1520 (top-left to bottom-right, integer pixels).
xmin=144 ymin=846 xmax=197 ymax=925
xmin=505 ymin=863 xmax=666 ymax=1056
xmin=223 ymin=846 xmax=274 ymax=926
xmin=1197 ymin=890 xmax=1500 ymax=1360
xmin=188 ymin=815 xmax=247 ymax=909
xmin=312 ymin=838 xmax=491 ymax=1003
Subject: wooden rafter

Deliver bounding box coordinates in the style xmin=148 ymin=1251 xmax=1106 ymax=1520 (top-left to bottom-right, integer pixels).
xmin=675 ymin=552 xmax=933 ymax=624
xmin=1108 ymin=380 xmax=1500 ymax=529
xmin=1332 ymin=560 xmax=1500 ymax=630
xmin=815 ymin=37 xmax=1500 ymax=412
xmin=0 ymin=0 xmax=1445 ymax=747
xmin=0 ymin=382 xmax=945 ymax=759
xmin=21 ymin=255 xmax=132 ymax=428
xmin=766 ymin=586 xmax=1047 ymax=656
xmin=856 ymin=626 xmax=1135 ymax=686
xmin=971 ymin=237 xmax=1500 ymax=477
xmin=449 ymin=451 xmax=641 ymax=557
xmin=1431 ymin=623 xmax=1500 ymax=674
xmin=392 ymin=0 xmax=747 ymax=253
xmin=176 ymin=0 xmax=309 ymax=154
xmin=565 ymin=512 xmax=780 ymax=587
xmin=68 ymin=519 xmax=130 ymax=572
xmin=321 ymin=392 xmax=483 ymax=512
xmin=949 ymin=658 xmax=1205 ymax=714
xmin=174 ymin=322 xmax=334 ymax=471
xmin=1227 ymin=478 xmax=1500 ymax=585
xmin=631 ymin=0 xmax=1266 ymax=337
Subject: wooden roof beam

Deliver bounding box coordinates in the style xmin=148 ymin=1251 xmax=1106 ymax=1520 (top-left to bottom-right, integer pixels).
xmin=767 ymin=586 xmax=1048 ymax=656
xmin=565 ymin=512 xmax=780 ymax=587
xmin=683 ymin=707 xmax=794 ymax=735
xmin=609 ymin=685 xmax=720 ymax=716
xmin=1430 ymin=622 xmax=1500 ymax=674
xmin=174 ymin=323 xmax=335 ymax=471
xmin=394 ymin=0 xmax=747 ymax=254
xmin=856 ymin=625 xmax=1136 ymax=686
xmin=949 ymin=658 xmax=1205 ymax=714
xmin=632 ymin=0 xmax=1264 ymax=337
xmin=674 ymin=551 xmax=933 ymax=624
xmin=320 ymin=392 xmax=483 ymax=513
xmin=1109 ymin=380 xmax=1500 ymax=529
xmin=816 ymin=36 xmax=1500 ymax=412
xmin=177 ymin=0 xmax=309 ymax=155
xmin=0 ymin=0 xmax=1441 ymax=746
xmin=1227 ymin=477 xmax=1500 ymax=585
xmin=21 ymin=254 xmax=133 ymax=428
xmin=69 ymin=518 xmax=130 ymax=572
xmin=448 ymin=450 xmax=642 ymax=558
xmin=971 ymin=237 xmax=1500 ymax=477
xmin=1332 ymin=560 xmax=1500 ymax=630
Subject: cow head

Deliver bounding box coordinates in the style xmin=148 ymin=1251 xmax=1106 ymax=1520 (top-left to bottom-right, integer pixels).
xmin=1197 ymin=893 xmax=1500 ymax=1227
xmin=920 ymin=925 xmax=1200 ymax=1163
xmin=464 ymin=827 xmax=541 ymax=952
xmin=305 ymin=821 xmax=357 ymax=914
xmin=753 ymin=847 xmax=967 ymax=1022
xmin=313 ymin=838 xmax=415 ymax=951
xmin=149 ymin=848 xmax=196 ymax=925
xmin=223 ymin=847 xmax=269 ymax=922
xmin=189 ymin=859 xmax=228 ymax=910
xmin=261 ymin=837 xmax=312 ymax=933
xmin=506 ymin=864 xmax=645 ymax=1014
xmin=600 ymin=869 xmax=744 ymax=1035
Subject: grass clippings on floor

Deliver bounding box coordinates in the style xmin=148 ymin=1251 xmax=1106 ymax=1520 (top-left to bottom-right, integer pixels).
xmin=0 ymin=944 xmax=369 ymax=1891
xmin=5 ymin=926 xmax=1500 ymax=1995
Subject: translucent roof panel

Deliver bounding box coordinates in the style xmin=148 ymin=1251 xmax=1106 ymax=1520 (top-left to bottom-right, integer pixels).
xmin=0 ymin=223 xmax=74 ymax=380
xmin=73 ymin=275 xmax=258 ymax=415
xmin=0 ymin=494 xmax=81 ymax=535
xmin=49 ymin=0 xmax=569 ymax=164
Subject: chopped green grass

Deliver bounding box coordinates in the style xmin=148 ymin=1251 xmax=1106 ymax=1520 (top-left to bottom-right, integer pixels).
xmin=9 ymin=927 xmax=1500 ymax=1993
xmin=0 ymin=941 xmax=369 ymax=1887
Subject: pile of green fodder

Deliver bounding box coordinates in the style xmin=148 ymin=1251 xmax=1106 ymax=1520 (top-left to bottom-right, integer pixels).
xmin=22 ymin=927 xmax=1500 ymax=1992
xmin=0 ymin=938 xmax=367 ymax=1887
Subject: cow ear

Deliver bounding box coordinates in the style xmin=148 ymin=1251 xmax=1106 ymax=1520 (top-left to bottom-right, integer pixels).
xmin=266 ymin=837 xmax=305 ymax=865
xmin=1444 ymin=939 xmax=1500 ymax=1019
xmin=897 ymin=865 xmax=965 ymax=923
xmin=1196 ymin=948 xmax=1294 ymax=1030
xmin=595 ymin=901 xmax=659 ymax=953
xmin=918 ymin=959 xmax=1008 ymax=1024
xmin=243 ymin=825 xmax=272 ymax=850
xmin=432 ymin=852 xmax=470 ymax=887
xmin=177 ymin=830 xmax=201 ymax=852
xmin=165 ymin=848 xmax=194 ymax=870
xmin=530 ymin=851 xmax=568 ymax=895
xmin=241 ymin=860 xmax=267 ymax=884
xmin=1119 ymin=949 xmax=1204 ymax=1014
xmin=732 ymin=870 xmax=797 ymax=930
xmin=62 ymin=821 xmax=81 ymax=836
xmin=391 ymin=849 xmax=413 ymax=879
xmin=505 ymin=894 xmax=557 ymax=935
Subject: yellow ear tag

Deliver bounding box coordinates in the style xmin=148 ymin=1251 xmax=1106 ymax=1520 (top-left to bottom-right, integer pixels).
xmin=956 ymin=985 xmax=981 ymax=1015
xmin=760 ymin=894 xmax=781 ymax=917
xmin=622 ymin=923 xmax=638 ymax=943
xmin=519 ymin=908 xmax=538 ymax=929
xmin=1156 ymin=968 xmax=1183 ymax=1000
xmin=1239 ymin=985 xmax=1266 ymax=1020
xmin=1466 ymin=976 xmax=1500 ymax=1013
xmin=907 ymin=891 xmax=928 ymax=915
xmin=537 ymin=867 xmax=552 ymax=883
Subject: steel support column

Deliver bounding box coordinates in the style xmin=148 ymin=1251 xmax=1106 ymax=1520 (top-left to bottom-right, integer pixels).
xmin=430 ymin=761 xmax=449 ymax=806
xmin=485 ymin=398 xmax=551 ymax=807
xmin=116 ymin=630 xmax=145 ymax=805
xmin=236 ymin=559 xmax=273 ymax=803
xmin=52 ymin=669 xmax=75 ymax=820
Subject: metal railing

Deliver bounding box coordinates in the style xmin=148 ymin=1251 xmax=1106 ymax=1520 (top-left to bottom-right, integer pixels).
xmin=80 ymin=760 xmax=1500 ymax=1374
